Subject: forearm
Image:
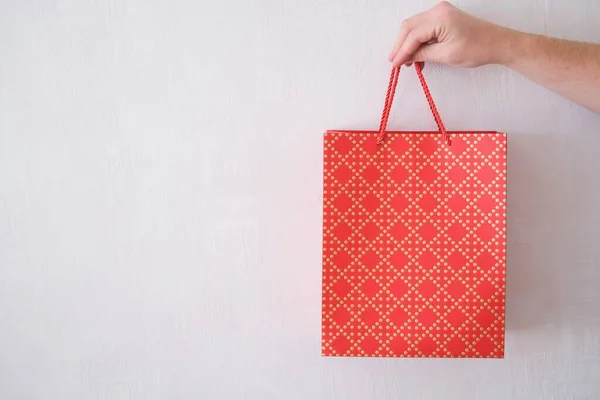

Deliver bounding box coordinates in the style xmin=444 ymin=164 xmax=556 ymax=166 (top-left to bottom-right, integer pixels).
xmin=500 ymin=30 xmax=600 ymax=113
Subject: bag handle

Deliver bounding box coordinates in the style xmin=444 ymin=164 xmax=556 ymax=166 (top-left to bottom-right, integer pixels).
xmin=377 ymin=62 xmax=451 ymax=146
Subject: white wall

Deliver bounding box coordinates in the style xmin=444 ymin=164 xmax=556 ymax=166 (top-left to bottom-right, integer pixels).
xmin=1 ymin=0 xmax=600 ymax=399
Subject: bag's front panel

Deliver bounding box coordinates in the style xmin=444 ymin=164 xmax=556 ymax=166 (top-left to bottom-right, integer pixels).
xmin=322 ymin=131 xmax=506 ymax=358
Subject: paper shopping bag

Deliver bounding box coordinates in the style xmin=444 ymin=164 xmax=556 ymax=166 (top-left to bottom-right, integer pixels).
xmin=321 ymin=63 xmax=506 ymax=358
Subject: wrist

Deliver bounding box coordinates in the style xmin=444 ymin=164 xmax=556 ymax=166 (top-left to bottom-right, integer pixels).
xmin=494 ymin=28 xmax=532 ymax=67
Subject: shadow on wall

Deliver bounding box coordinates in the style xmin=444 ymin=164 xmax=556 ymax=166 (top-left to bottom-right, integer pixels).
xmin=506 ymin=130 xmax=600 ymax=331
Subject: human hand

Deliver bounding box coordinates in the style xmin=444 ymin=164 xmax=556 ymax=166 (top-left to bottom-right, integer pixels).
xmin=389 ymin=1 xmax=518 ymax=68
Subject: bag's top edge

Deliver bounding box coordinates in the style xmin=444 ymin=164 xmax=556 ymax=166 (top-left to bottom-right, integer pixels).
xmin=326 ymin=129 xmax=505 ymax=135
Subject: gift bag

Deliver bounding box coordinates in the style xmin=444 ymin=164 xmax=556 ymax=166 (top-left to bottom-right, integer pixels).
xmin=321 ymin=63 xmax=506 ymax=358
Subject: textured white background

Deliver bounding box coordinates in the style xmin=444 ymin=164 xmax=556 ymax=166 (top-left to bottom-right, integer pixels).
xmin=1 ymin=0 xmax=600 ymax=399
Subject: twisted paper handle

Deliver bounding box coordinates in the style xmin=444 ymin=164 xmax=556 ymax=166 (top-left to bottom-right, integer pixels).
xmin=377 ymin=62 xmax=451 ymax=146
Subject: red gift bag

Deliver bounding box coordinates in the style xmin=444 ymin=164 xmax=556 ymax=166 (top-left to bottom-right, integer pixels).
xmin=321 ymin=63 xmax=506 ymax=358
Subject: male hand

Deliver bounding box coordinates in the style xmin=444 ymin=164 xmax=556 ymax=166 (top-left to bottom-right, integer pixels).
xmin=389 ymin=1 xmax=515 ymax=68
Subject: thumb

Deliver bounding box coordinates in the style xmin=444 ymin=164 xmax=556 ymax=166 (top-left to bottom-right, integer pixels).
xmin=409 ymin=43 xmax=445 ymax=64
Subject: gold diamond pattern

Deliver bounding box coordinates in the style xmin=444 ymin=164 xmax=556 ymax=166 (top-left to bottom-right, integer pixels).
xmin=322 ymin=131 xmax=507 ymax=358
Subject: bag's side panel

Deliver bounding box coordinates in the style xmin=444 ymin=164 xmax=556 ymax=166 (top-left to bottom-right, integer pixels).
xmin=321 ymin=131 xmax=357 ymax=356
xmin=322 ymin=131 xmax=389 ymax=357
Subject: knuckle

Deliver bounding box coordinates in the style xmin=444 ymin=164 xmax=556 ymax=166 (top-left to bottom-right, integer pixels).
xmin=434 ymin=1 xmax=455 ymax=16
